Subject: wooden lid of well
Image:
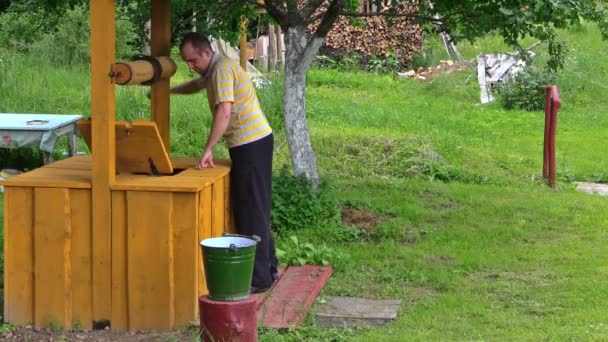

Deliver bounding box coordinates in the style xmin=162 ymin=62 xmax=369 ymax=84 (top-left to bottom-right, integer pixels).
xmin=77 ymin=119 xmax=173 ymax=174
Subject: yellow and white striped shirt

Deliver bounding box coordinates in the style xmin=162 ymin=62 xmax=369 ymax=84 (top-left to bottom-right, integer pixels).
xmin=203 ymin=53 xmax=272 ymax=148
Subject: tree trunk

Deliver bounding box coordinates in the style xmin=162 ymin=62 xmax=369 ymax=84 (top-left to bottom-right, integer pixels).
xmin=283 ymin=26 xmax=319 ymax=184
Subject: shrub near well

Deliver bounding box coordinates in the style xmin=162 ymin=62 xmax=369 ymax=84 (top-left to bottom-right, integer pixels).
xmin=271 ymin=168 xmax=339 ymax=232
xmin=495 ymin=66 xmax=558 ymax=111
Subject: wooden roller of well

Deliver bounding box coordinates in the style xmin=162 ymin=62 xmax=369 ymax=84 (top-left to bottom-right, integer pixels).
xmin=113 ymin=56 xmax=176 ymax=85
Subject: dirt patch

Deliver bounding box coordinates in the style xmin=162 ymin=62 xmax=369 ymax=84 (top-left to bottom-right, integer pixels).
xmin=2 ymin=325 xmax=200 ymax=342
xmin=426 ymin=256 xmax=455 ymax=264
xmin=341 ymin=208 xmax=387 ymax=230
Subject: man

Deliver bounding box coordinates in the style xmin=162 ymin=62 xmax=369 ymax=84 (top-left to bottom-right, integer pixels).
xmin=172 ymin=32 xmax=278 ymax=293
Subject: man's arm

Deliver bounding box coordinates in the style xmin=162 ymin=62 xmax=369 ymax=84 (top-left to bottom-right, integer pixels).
xmin=170 ymin=78 xmax=206 ymax=95
xmin=197 ymin=101 xmax=232 ymax=169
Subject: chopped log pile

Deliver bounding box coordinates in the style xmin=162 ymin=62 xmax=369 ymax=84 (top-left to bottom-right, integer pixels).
xmin=308 ymin=4 xmax=422 ymax=67
xmin=398 ymin=60 xmax=471 ymax=82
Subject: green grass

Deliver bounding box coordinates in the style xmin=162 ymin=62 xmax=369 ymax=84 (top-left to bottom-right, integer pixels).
xmin=1 ymin=23 xmax=608 ymax=340
xmin=323 ymin=179 xmax=608 ymax=340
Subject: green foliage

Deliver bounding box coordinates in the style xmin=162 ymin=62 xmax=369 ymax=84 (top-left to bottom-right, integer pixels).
xmin=276 ymin=235 xmax=349 ymax=271
xmin=313 ymin=54 xmax=362 ymax=72
xmin=0 ymin=6 xmax=46 ymax=52
xmin=495 ymin=66 xmax=558 ymax=111
xmin=31 ymin=5 xmax=90 ymax=65
xmin=0 ymin=320 xmax=14 ymax=334
xmin=0 ymin=148 xmax=43 ymax=171
xmin=366 ymin=51 xmax=400 ymax=74
xmin=271 ymin=169 xmax=339 ymax=231
xmin=256 ymin=75 xmax=285 ymax=132
xmin=172 ymin=0 xmax=257 ymax=45
xmin=30 ymin=4 xmax=138 ymax=65
xmin=409 ymin=34 xmax=448 ymax=70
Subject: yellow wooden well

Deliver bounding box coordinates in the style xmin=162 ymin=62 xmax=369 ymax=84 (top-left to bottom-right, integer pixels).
xmin=2 ymin=0 xmax=236 ymax=331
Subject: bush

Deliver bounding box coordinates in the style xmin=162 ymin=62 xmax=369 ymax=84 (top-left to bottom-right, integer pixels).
xmin=495 ymin=66 xmax=558 ymax=111
xmin=256 ymin=76 xmax=285 ymax=132
xmin=0 ymin=8 xmax=46 ymax=53
xmin=313 ymin=53 xmax=362 ymax=72
xmin=366 ymin=52 xmax=400 ymax=74
xmin=0 ymin=148 xmax=43 ymax=171
xmin=271 ymin=168 xmax=339 ymax=231
xmin=276 ymin=235 xmax=349 ymax=270
xmin=31 ymin=5 xmax=138 ymax=65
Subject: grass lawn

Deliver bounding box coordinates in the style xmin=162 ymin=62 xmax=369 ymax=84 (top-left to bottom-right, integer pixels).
xmin=1 ymin=23 xmax=607 ymax=340
xmin=326 ymin=179 xmax=608 ymax=340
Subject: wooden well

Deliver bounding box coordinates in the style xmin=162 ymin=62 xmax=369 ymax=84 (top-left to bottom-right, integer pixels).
xmin=3 ymin=157 xmax=233 ymax=330
xmin=2 ymin=0 xmax=234 ymax=331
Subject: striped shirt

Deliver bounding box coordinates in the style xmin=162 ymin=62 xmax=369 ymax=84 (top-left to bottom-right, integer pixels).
xmin=202 ymin=53 xmax=272 ymax=148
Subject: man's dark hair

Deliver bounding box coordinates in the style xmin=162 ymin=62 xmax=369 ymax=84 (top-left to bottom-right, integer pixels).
xmin=180 ymin=32 xmax=212 ymax=53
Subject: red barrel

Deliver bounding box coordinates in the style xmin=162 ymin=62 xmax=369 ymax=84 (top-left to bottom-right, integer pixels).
xmin=199 ymin=295 xmax=258 ymax=342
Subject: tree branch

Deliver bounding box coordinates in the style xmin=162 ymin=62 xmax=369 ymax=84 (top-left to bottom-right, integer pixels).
xmin=301 ymin=0 xmax=326 ymax=19
xmin=297 ymin=0 xmax=346 ymax=73
xmin=286 ymin=0 xmax=300 ymax=26
xmin=254 ymin=0 xmax=288 ymax=26
xmin=313 ymin=0 xmax=346 ymax=39
xmin=342 ymin=10 xmax=448 ymax=26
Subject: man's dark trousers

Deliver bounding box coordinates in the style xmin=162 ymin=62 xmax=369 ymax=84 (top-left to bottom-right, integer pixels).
xmin=229 ymin=133 xmax=278 ymax=289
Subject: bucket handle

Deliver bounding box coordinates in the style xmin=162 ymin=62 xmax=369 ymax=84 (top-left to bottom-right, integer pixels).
xmin=222 ymin=232 xmax=261 ymax=242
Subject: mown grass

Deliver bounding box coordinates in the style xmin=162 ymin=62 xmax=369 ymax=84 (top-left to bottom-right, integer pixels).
xmin=322 ymin=178 xmax=608 ymax=340
xmin=1 ymin=23 xmax=608 ymax=340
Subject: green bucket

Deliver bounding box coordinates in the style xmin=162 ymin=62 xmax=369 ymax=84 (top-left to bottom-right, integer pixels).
xmin=200 ymin=236 xmax=257 ymax=301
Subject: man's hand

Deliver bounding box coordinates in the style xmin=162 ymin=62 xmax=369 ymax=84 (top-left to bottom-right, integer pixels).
xmin=196 ymin=148 xmax=215 ymax=169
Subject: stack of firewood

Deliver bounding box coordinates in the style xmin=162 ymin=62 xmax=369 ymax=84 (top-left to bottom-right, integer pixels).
xmin=308 ymin=4 xmax=422 ymax=66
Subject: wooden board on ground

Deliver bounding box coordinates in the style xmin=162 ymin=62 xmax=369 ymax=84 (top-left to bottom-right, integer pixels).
xmin=315 ymin=297 xmax=402 ymax=329
xmin=77 ymin=119 xmax=173 ymax=174
xmin=257 ymin=265 xmax=333 ymax=329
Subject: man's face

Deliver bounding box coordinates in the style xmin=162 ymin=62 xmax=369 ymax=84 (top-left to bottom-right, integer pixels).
xmin=181 ymin=42 xmax=212 ymax=75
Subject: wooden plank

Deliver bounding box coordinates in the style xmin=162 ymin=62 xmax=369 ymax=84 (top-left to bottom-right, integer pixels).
xmin=44 ymin=155 xmax=92 ymax=170
xmin=34 ymin=187 xmax=72 ymax=328
xmin=112 ymin=163 xmax=230 ymax=192
xmin=211 ymin=178 xmax=225 ymax=237
xmin=173 ymin=193 xmax=199 ymax=326
xmin=115 ymin=121 xmax=172 ymax=174
xmin=70 ymin=189 xmax=93 ymax=330
xmin=259 ymin=266 xmax=333 ymax=329
xmin=315 ymin=297 xmax=402 ymax=328
xmin=78 ymin=120 xmax=173 ymax=174
xmin=198 ymin=187 xmax=213 ymax=296
xmin=127 ymin=191 xmax=174 ymax=330
xmin=111 ymin=191 xmax=129 ymax=331
xmin=1 ymin=168 xmax=91 ymax=189
xmin=76 ymin=119 xmax=92 ymax=152
xmin=223 ymin=173 xmax=236 ymax=233
xmin=151 ymin=0 xmax=172 ymax=151
xmin=178 ymin=165 xmax=231 ymax=180
xmin=240 ymin=18 xmax=248 ymax=69
xmin=113 ymin=176 xmax=208 ymax=192
xmin=4 ymin=187 xmax=34 ymax=325
xmin=170 ymin=157 xmax=198 ymax=170
xmin=90 ymin=0 xmax=115 ymax=325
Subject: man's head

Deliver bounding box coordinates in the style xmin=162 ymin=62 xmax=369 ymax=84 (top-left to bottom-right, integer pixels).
xmin=180 ymin=32 xmax=213 ymax=75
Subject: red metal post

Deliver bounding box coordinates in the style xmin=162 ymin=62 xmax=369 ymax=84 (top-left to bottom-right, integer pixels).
xmin=543 ymin=87 xmax=552 ymax=179
xmin=542 ymin=85 xmax=561 ymax=187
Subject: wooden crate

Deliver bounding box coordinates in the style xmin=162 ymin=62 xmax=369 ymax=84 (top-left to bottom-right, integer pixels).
xmin=2 ymin=156 xmax=234 ymax=330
